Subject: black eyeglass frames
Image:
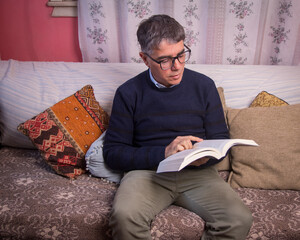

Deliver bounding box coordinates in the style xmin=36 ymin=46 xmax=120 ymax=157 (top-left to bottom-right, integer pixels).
xmin=144 ymin=44 xmax=191 ymax=70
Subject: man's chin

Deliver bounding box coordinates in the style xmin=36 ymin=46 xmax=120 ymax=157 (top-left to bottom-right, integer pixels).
xmin=168 ymin=75 xmax=183 ymax=85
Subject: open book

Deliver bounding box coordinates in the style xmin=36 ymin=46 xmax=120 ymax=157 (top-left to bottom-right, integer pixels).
xmin=157 ymin=139 xmax=258 ymax=173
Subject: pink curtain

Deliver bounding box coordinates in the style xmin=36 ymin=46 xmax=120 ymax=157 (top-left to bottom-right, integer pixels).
xmin=78 ymin=0 xmax=300 ymax=65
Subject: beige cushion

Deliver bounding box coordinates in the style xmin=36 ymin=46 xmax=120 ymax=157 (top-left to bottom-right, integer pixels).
xmin=217 ymin=87 xmax=227 ymax=110
xmin=227 ymin=104 xmax=300 ymax=190
xmin=215 ymin=87 xmax=231 ymax=171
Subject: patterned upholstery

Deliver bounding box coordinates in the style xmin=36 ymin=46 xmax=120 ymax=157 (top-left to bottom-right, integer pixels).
xmin=0 ymin=147 xmax=299 ymax=240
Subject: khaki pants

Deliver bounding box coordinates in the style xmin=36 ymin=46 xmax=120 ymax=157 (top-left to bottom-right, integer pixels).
xmin=109 ymin=166 xmax=252 ymax=240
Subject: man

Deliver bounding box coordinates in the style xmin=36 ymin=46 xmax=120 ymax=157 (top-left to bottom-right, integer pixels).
xmin=103 ymin=14 xmax=252 ymax=240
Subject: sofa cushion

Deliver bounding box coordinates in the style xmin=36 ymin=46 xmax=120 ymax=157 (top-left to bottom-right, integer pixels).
xmin=0 ymin=147 xmax=208 ymax=240
xmin=215 ymin=87 xmax=231 ymax=171
xmin=227 ymin=104 xmax=300 ymax=190
xmin=85 ymin=131 xmax=123 ymax=183
xmin=250 ymin=91 xmax=289 ymax=107
xmin=18 ymin=85 xmax=109 ymax=179
xmin=235 ymin=188 xmax=300 ymax=239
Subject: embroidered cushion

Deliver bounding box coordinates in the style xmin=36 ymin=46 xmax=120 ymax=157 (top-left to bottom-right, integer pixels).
xmin=250 ymin=91 xmax=288 ymax=107
xmin=18 ymin=85 xmax=109 ymax=179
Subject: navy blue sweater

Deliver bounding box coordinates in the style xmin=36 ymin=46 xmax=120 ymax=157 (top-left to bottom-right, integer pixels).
xmin=103 ymin=68 xmax=229 ymax=171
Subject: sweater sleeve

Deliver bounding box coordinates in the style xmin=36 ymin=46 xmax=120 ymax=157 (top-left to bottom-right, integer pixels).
xmin=103 ymin=87 xmax=165 ymax=172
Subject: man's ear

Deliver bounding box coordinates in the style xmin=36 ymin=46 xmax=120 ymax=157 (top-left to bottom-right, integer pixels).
xmin=139 ymin=52 xmax=150 ymax=67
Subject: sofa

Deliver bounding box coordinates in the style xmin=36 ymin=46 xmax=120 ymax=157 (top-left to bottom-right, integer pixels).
xmin=0 ymin=59 xmax=299 ymax=240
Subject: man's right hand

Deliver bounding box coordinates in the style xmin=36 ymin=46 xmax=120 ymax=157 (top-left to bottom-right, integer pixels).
xmin=165 ymin=136 xmax=203 ymax=158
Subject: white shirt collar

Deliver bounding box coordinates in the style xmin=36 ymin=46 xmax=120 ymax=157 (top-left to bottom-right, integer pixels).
xmin=149 ymin=69 xmax=178 ymax=89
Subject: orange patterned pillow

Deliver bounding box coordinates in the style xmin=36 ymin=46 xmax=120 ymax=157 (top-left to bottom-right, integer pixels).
xmin=18 ymin=85 xmax=109 ymax=179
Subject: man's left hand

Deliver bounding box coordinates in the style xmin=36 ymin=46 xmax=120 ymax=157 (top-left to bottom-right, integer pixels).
xmin=188 ymin=157 xmax=210 ymax=167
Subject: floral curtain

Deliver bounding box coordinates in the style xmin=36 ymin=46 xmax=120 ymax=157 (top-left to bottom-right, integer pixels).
xmin=78 ymin=0 xmax=300 ymax=65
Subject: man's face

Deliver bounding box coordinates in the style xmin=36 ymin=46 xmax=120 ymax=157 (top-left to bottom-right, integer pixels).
xmin=140 ymin=40 xmax=185 ymax=88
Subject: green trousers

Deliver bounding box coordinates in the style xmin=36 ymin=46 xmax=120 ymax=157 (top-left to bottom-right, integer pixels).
xmin=109 ymin=166 xmax=252 ymax=240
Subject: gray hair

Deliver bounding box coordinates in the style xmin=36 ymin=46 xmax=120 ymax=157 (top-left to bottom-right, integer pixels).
xmin=137 ymin=15 xmax=185 ymax=53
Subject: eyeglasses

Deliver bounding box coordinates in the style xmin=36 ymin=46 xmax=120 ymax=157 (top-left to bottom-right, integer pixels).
xmin=144 ymin=44 xmax=191 ymax=70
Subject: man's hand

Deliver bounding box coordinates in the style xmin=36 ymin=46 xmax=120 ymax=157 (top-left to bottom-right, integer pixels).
xmin=165 ymin=136 xmax=210 ymax=167
xmin=188 ymin=157 xmax=210 ymax=166
xmin=165 ymin=136 xmax=203 ymax=158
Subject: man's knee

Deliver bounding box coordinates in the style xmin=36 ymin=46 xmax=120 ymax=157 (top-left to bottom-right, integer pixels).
xmin=203 ymin=191 xmax=253 ymax=239
xmin=227 ymin=202 xmax=253 ymax=238
xmin=111 ymin=202 xmax=146 ymax=225
xmin=235 ymin=207 xmax=253 ymax=229
xmin=110 ymin=204 xmax=152 ymax=240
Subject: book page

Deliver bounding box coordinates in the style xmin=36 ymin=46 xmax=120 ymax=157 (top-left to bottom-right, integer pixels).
xmin=193 ymin=139 xmax=257 ymax=156
xmin=194 ymin=139 xmax=232 ymax=152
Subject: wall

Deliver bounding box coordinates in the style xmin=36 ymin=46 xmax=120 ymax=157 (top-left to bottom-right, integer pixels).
xmin=0 ymin=0 xmax=82 ymax=62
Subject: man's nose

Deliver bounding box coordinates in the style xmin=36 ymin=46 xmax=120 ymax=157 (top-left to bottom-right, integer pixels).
xmin=171 ymin=57 xmax=182 ymax=70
